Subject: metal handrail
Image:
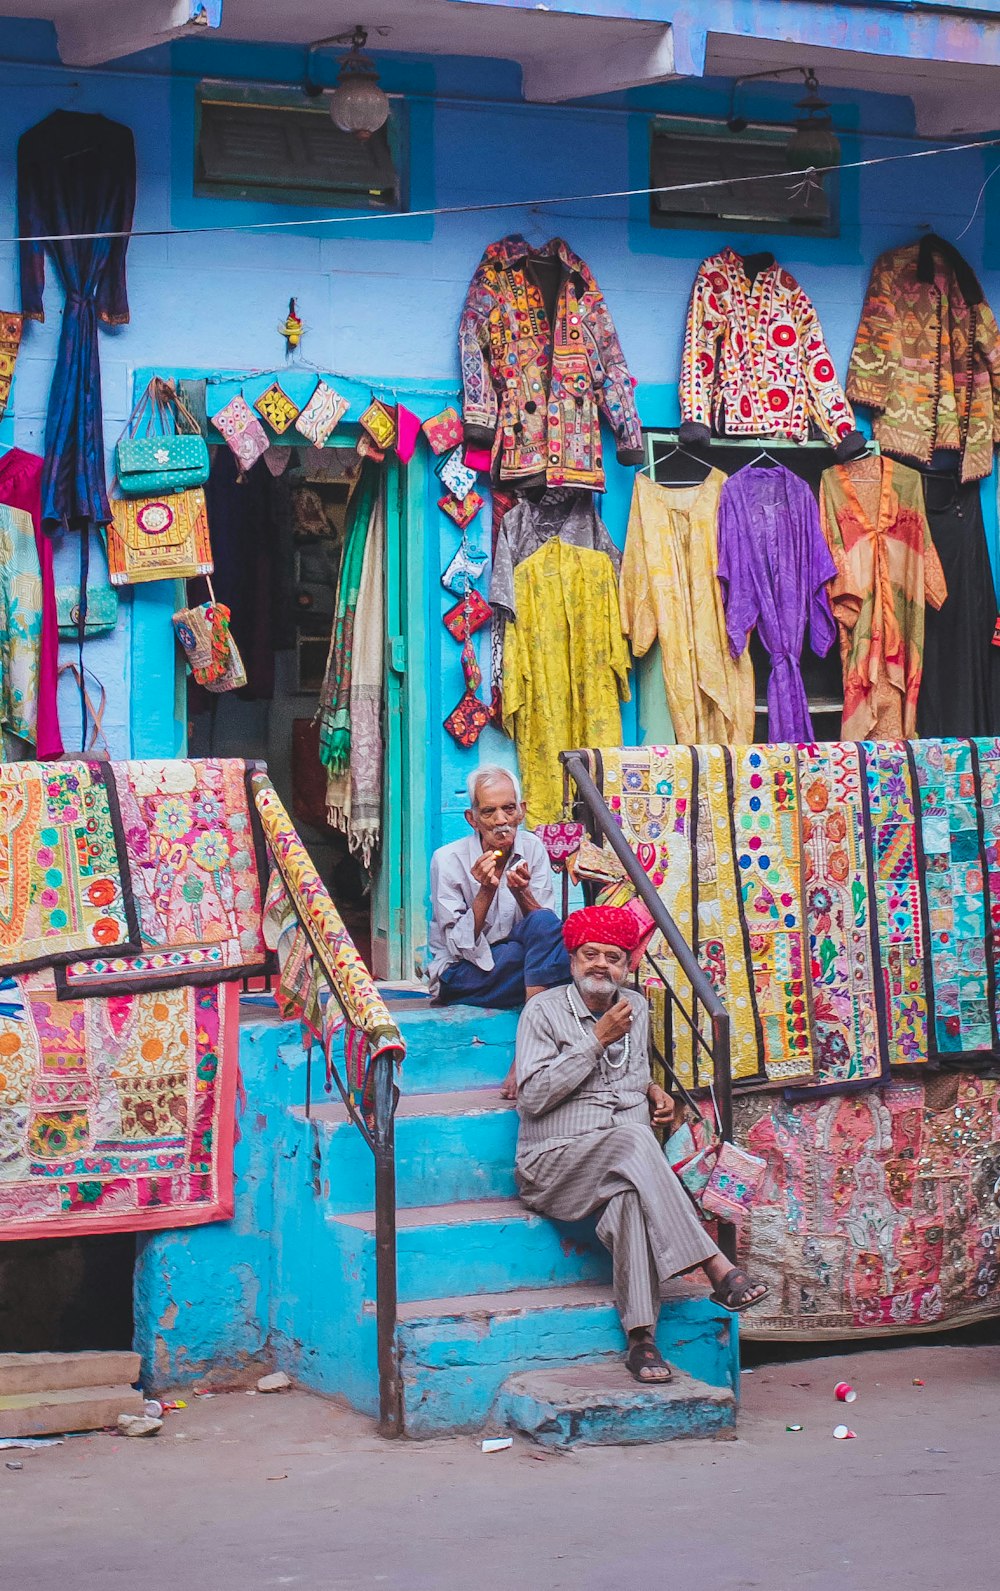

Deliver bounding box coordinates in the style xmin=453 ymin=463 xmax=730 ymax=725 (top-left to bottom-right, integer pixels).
xmin=248 ymin=770 xmax=404 ymax=1437
xmin=560 ymin=750 xmax=735 ymax=1260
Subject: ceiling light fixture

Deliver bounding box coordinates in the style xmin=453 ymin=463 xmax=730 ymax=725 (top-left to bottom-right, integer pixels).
xmin=303 ymin=25 xmax=390 ymax=141
xmin=726 ymin=64 xmax=841 ymax=170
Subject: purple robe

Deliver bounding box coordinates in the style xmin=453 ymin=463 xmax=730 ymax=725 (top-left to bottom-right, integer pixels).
xmin=717 ymin=464 xmax=836 ymax=741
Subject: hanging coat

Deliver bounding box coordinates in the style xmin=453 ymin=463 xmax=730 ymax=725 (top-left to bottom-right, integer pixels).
xmin=18 ymin=110 xmax=136 ymax=531
xmin=459 ymin=235 xmax=643 ymax=492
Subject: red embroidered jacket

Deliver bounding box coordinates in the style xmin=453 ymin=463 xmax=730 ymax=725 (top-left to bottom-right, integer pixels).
xmin=680 ymin=248 xmax=862 ymax=456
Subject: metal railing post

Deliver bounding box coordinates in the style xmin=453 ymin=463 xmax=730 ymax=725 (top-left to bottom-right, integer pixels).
xmin=711 ymin=1009 xmax=736 ymax=1263
xmin=372 ymin=1049 xmax=402 ymax=1437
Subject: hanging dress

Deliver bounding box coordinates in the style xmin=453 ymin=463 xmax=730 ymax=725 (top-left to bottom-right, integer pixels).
xmin=917 ymin=473 xmax=1000 ymax=737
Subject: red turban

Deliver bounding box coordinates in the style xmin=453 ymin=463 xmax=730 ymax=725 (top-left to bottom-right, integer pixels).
xmin=562 ymin=905 xmax=641 ymax=954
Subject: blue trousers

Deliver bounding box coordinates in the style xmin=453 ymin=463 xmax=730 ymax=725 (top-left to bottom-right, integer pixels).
xmin=437 ymin=909 xmax=571 ymax=1010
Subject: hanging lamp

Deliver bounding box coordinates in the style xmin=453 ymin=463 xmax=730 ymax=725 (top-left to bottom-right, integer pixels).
xmin=328 ymin=26 xmax=389 ymax=141
xmin=785 ymin=69 xmax=840 ymax=171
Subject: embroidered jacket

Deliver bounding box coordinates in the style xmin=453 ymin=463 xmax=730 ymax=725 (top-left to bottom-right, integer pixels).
xmin=680 ymin=248 xmax=862 ymax=456
xmin=847 ymin=235 xmax=1000 ymax=484
xmin=459 ymin=235 xmax=643 ymax=491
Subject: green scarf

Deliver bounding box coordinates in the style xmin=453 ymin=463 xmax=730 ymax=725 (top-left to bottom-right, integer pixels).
xmin=318 ymin=463 xmax=378 ymax=772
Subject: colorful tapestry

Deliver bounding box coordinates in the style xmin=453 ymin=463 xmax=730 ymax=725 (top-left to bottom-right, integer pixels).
xmin=252 ymin=775 xmax=404 ymax=1061
xmin=909 ymin=738 xmax=995 ymax=1058
xmin=859 ymin=741 xmax=931 ymax=1066
xmin=729 ymin=744 xmax=814 ymax=1083
xmin=794 ymin=743 xmax=887 ymax=1092
xmin=735 ymin=1073 xmax=1000 ymax=1338
xmin=972 ymin=737 xmax=1000 ymax=1036
xmin=55 ymin=760 xmax=270 ymax=998
xmin=695 ymin=745 xmax=763 ymax=1084
xmin=593 ymin=746 xmax=699 ymax=1088
xmin=0 ymin=761 xmax=138 ymax=977
xmin=0 ymin=972 xmax=238 ymax=1239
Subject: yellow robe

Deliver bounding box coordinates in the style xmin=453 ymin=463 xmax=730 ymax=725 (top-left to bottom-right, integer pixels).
xmin=503 ymin=539 xmax=630 ymax=826
xmin=619 ymin=471 xmax=755 ymax=745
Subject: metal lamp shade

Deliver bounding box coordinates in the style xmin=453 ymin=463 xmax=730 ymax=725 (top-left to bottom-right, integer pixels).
xmin=329 ymin=51 xmax=390 ymax=139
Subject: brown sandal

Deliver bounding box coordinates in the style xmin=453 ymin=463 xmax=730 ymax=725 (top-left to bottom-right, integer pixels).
xmin=710 ymin=1266 xmax=769 ymax=1313
xmin=625 ymin=1339 xmax=673 ymax=1384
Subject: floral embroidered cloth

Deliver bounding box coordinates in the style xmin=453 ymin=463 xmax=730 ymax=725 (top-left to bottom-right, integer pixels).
xmin=736 ymin=1074 xmax=1000 ymax=1338
xmin=0 ymin=761 xmax=138 ymax=977
xmin=860 ymin=742 xmax=931 ymax=1066
xmin=0 ymin=971 xmax=238 ymax=1238
xmin=0 ymin=502 xmax=44 ymax=747
xmin=973 ymin=737 xmax=1000 ymax=1038
xmin=55 ymin=759 xmax=270 ymax=998
xmin=794 ymin=743 xmax=887 ymax=1092
xmin=909 ymin=738 xmax=995 ymax=1058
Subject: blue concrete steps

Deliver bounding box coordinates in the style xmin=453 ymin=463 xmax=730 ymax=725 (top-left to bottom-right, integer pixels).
xmin=497 ymin=1362 xmax=736 ymax=1448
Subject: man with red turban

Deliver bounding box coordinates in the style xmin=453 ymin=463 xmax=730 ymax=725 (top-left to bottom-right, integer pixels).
xmin=514 ymin=904 xmax=767 ymax=1384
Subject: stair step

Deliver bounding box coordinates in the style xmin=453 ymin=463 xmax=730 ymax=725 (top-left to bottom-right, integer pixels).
xmin=394 ymin=1278 xmax=738 ymax=1437
xmin=382 ymin=1004 xmax=519 ymax=1094
xmin=0 ymin=1384 xmax=145 ymax=1440
xmin=497 ymin=1362 xmax=736 ymax=1448
xmin=330 ymin=1197 xmax=610 ymax=1303
xmin=0 ymin=1351 xmax=140 ymax=1397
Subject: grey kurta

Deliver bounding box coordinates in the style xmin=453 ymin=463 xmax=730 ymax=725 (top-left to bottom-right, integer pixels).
xmin=514 ymin=983 xmax=720 ymax=1332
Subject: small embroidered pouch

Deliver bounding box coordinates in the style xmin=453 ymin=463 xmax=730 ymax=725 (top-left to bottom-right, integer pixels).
xmin=359 ymin=398 xmax=397 ymax=451
xmin=438 ymin=447 xmax=478 ymax=500
xmin=443 ymin=588 xmax=491 ymax=641
xmin=439 ymin=489 xmax=484 ymax=530
xmin=212 ymin=393 xmax=269 ymax=472
xmin=172 ymin=579 xmax=247 ymax=692
xmin=422 ymin=406 xmax=463 ymax=455
xmin=533 ymin=820 xmax=586 ymax=868
xmin=463 ymin=445 xmax=492 ymax=473
xmin=443 ymin=637 xmax=490 ymax=746
xmin=295 ymin=380 xmax=349 ymax=447
xmin=699 ymin=1142 xmax=768 ymax=1224
xmin=254 ymin=381 xmax=300 ymax=434
xmin=441 ymin=542 xmax=488 ymax=596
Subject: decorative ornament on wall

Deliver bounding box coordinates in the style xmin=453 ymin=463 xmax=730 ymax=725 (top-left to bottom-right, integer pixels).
xmin=279 ymin=297 xmax=306 ymax=354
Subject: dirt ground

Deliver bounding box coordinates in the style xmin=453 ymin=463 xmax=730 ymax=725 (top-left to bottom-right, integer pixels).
xmin=4 ymin=1341 xmax=995 ymax=1591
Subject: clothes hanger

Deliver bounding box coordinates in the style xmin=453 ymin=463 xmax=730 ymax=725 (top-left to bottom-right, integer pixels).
xmin=645 ymin=441 xmax=712 ymax=487
xmin=746 ymin=446 xmax=782 ymax=469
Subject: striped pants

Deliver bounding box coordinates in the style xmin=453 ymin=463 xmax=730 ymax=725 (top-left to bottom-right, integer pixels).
xmin=517 ymin=1122 xmax=720 ymax=1333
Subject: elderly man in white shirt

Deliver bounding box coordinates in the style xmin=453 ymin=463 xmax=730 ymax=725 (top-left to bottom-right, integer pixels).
xmin=428 ymin=765 xmax=571 ymax=1046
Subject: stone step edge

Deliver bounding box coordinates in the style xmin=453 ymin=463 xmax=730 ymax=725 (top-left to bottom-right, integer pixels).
xmin=0 ymin=1350 xmax=141 ymax=1397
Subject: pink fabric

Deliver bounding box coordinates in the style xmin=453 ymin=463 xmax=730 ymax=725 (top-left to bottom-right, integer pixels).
xmin=0 ymin=448 xmax=63 ymax=757
xmin=463 ymin=446 xmax=492 ymax=473
xmin=396 ymin=404 xmax=421 ymax=463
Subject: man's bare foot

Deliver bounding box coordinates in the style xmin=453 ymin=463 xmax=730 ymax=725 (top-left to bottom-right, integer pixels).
xmin=625 ymin=1329 xmax=672 ymax=1383
xmin=500 ymin=1062 xmax=518 ymax=1101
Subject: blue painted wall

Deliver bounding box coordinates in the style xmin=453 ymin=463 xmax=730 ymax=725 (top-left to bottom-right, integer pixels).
xmin=1 ymin=17 xmax=998 ymax=890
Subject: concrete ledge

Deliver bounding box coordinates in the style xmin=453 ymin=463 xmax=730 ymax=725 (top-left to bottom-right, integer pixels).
xmin=497 ymin=1362 xmax=736 ymax=1449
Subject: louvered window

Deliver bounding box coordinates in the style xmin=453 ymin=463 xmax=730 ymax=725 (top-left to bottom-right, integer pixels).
xmin=650 ymin=117 xmax=837 ymax=237
xmin=195 ymin=83 xmax=403 ymax=210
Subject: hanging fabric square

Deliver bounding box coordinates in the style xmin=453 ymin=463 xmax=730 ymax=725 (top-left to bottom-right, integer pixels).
xmin=0 ymin=310 xmax=23 ymax=419
xmin=438 ymin=447 xmax=478 ymax=500
xmin=253 ymin=381 xmax=300 ymax=435
xmin=396 ymin=404 xmax=421 ymax=462
xmin=422 ymin=407 xmax=463 ymax=455
xmin=211 ymin=393 xmax=270 ymax=472
xmin=295 ymin=381 xmax=349 ymax=447
xmin=443 ymin=589 xmax=491 ymax=641
xmin=439 ymin=490 xmax=485 ymax=530
xmin=359 ymin=398 xmax=397 ymax=452
xmin=441 ymin=542 xmax=488 ymax=596
xmin=443 ymin=691 xmax=491 ymax=747
xmin=107 ymin=488 xmax=213 ymax=587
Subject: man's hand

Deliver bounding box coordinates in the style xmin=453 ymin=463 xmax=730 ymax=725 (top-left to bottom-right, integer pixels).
xmin=506 ymin=859 xmax=531 ymax=895
xmin=595 ymin=997 xmax=634 ymax=1049
xmin=647 ymin=1083 xmax=674 ymax=1129
xmin=471 ymin=849 xmax=502 ymax=892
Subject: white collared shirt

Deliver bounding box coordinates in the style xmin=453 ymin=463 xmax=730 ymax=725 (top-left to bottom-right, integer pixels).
xmin=427 ymin=829 xmax=554 ymax=994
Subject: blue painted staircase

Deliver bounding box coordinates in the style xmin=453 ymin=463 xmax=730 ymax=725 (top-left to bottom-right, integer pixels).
xmin=135 ymin=1000 xmax=740 ymax=1445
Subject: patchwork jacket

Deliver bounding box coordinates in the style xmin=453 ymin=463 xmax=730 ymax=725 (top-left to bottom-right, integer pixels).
xmin=847 ymin=235 xmax=1000 ymax=483
xmin=680 ymin=247 xmax=863 ymax=458
xmin=459 ymin=235 xmax=643 ymax=491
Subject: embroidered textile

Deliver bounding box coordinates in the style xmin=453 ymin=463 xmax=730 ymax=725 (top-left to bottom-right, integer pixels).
xmin=0 ymin=972 xmax=238 ymax=1239
xmin=730 ymin=744 xmax=814 ymax=1083
xmin=795 ymin=743 xmax=886 ymax=1092
xmin=735 ymin=1075 xmax=1000 ymax=1338
xmin=0 ymin=311 xmax=22 ymax=419
xmin=421 ymin=407 xmax=463 ymax=455
xmin=820 ymin=457 xmax=946 ymax=740
xmin=0 ymin=503 xmax=44 ymax=746
xmin=503 ymin=540 xmax=631 ymax=826
xmin=295 ymin=381 xmax=349 ymax=447
xmin=439 ymin=490 xmax=484 ymax=531
xmin=262 ymin=870 xmax=322 ymax=1039
xmin=620 ymin=471 xmax=754 ymax=745
xmin=107 ymin=488 xmax=213 ymax=587
xmin=318 ymin=465 xmax=378 ymax=773
xmin=861 ymin=741 xmax=931 ymax=1067
xmin=847 ymin=235 xmax=1000 ymax=484
xmin=718 ymin=464 xmax=837 ymax=742
xmin=325 ymin=493 xmax=385 ymax=866
xmin=909 ymin=739 xmax=995 ymax=1058
xmin=973 ymin=738 xmax=1000 ymax=1040
xmin=438 ymin=448 xmax=478 ymax=502
xmin=459 ymin=234 xmax=642 ymax=491
xmin=253 ymin=382 xmax=299 ymax=435
xmin=680 ymin=248 xmax=858 ymax=448
xmin=252 ymin=776 xmax=404 ymax=1058
xmin=490 ymin=490 xmax=622 ymax=623
xmin=359 ymin=399 xmax=397 ymax=452
xmin=56 ymin=760 xmax=269 ymax=998
xmin=212 ymin=394 xmax=269 ymax=473
xmin=0 ymin=448 xmax=62 ymax=758
xmin=0 ymin=761 xmax=138 ymax=977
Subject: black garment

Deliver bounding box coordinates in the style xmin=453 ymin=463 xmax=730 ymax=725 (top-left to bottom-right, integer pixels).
xmin=918 ymin=473 xmax=1000 ymax=737
xmin=190 ymin=450 xmax=277 ymax=708
xmin=18 ymin=111 xmax=135 ymax=530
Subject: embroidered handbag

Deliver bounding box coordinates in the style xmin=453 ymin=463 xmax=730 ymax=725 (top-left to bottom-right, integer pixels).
xmin=566 ymin=837 xmax=627 ymax=886
xmin=437 ymin=447 xmax=478 ymax=500
xmin=295 ymin=380 xmax=349 ymax=447
xmin=443 ymin=638 xmax=491 ymax=747
xmin=422 ymin=407 xmax=463 ymax=455
xmin=699 ymin=1142 xmax=768 ymax=1225
xmin=107 ymin=488 xmax=214 ymax=587
xmin=359 ymin=398 xmax=397 ymax=451
xmin=443 ymin=589 xmax=491 ymax=642
xmin=172 ymin=578 xmax=246 ymax=692
xmin=56 ymin=530 xmax=119 ymax=638
xmin=439 ymin=490 xmax=484 ymax=530
xmin=533 ymin=820 xmax=586 ymax=868
xmin=441 ymin=541 xmax=488 ymax=596
xmin=212 ymin=393 xmax=270 ymax=472
xmin=115 ymin=378 xmax=210 ymax=497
